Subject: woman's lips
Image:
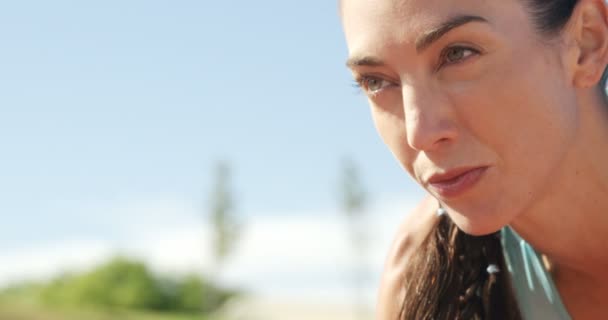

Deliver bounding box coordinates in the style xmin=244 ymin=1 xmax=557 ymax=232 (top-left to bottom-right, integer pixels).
xmin=427 ymin=166 xmax=488 ymax=198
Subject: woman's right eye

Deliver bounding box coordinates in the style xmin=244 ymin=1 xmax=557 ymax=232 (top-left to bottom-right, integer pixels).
xmin=356 ymin=76 xmax=394 ymax=95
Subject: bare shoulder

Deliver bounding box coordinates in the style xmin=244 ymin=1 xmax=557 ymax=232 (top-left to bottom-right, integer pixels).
xmin=376 ymin=196 xmax=439 ymax=320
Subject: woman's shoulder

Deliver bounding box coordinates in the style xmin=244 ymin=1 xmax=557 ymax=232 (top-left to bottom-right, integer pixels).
xmin=376 ymin=196 xmax=439 ymax=319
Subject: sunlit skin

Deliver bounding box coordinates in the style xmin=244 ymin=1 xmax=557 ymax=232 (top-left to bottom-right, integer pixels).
xmin=341 ymin=0 xmax=608 ymax=318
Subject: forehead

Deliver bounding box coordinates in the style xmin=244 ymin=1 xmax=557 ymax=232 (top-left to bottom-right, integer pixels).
xmin=341 ymin=0 xmax=523 ymax=54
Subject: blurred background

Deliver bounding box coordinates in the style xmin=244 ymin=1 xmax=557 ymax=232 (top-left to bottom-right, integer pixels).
xmin=0 ymin=1 xmax=424 ymax=319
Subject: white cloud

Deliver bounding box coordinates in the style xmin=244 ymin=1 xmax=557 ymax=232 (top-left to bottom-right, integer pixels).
xmin=0 ymin=193 xmax=422 ymax=306
xmin=0 ymin=239 xmax=113 ymax=286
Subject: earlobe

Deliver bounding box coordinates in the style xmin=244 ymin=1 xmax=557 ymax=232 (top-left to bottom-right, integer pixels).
xmin=571 ymin=0 xmax=608 ymax=88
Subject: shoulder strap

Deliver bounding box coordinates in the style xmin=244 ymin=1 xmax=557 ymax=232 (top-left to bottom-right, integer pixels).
xmin=500 ymin=227 xmax=572 ymax=320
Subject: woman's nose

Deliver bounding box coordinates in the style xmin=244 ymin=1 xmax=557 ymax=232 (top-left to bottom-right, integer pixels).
xmin=402 ymin=85 xmax=458 ymax=152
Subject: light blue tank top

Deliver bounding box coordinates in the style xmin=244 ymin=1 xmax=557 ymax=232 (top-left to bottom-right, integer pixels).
xmin=500 ymin=227 xmax=572 ymax=320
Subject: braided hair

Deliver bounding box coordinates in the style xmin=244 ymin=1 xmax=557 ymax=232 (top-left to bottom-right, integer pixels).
xmin=400 ymin=214 xmax=521 ymax=320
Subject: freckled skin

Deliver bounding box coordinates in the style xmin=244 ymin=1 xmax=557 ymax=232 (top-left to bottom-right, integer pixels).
xmin=342 ymin=0 xmax=579 ymax=235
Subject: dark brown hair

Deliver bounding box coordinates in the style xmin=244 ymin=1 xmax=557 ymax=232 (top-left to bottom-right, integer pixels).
xmin=399 ymin=1 xmax=578 ymax=319
xmin=400 ymin=215 xmax=521 ymax=320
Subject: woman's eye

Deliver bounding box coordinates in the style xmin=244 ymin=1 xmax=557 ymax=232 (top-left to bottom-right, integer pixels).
xmin=357 ymin=76 xmax=393 ymax=95
xmin=441 ymin=46 xmax=477 ymax=66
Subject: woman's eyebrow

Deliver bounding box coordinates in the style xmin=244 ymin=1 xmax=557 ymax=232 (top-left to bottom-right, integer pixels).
xmin=346 ymin=56 xmax=385 ymax=68
xmin=345 ymin=15 xmax=488 ymax=69
xmin=416 ymin=15 xmax=488 ymax=52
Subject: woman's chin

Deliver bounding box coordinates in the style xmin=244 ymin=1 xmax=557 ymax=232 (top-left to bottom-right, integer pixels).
xmin=449 ymin=213 xmax=508 ymax=236
xmin=443 ymin=198 xmax=519 ymax=236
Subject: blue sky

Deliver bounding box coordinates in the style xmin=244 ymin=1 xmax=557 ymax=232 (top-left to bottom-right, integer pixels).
xmin=0 ymin=0 xmax=424 ymax=305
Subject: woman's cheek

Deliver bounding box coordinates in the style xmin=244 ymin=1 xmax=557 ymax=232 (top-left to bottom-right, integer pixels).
xmin=370 ymin=104 xmax=416 ymax=174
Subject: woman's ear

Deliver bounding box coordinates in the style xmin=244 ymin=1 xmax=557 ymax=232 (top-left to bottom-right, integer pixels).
xmin=568 ymin=0 xmax=608 ymax=88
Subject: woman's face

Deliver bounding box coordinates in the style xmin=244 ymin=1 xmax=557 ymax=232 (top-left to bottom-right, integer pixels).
xmin=342 ymin=0 xmax=580 ymax=235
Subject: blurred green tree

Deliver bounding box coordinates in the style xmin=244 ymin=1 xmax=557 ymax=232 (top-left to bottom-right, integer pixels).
xmin=35 ymin=257 xmax=234 ymax=314
xmin=208 ymin=161 xmax=241 ymax=271
xmin=42 ymin=257 xmax=163 ymax=310
xmin=338 ymin=157 xmax=369 ymax=319
xmin=206 ymin=161 xmax=242 ymax=314
xmin=176 ymin=274 xmax=234 ymax=314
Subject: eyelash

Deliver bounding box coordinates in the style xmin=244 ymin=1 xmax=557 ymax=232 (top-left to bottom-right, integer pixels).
xmin=437 ymin=45 xmax=480 ymax=69
xmin=353 ymin=76 xmax=393 ymax=96
xmin=354 ymin=45 xmax=480 ymax=95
